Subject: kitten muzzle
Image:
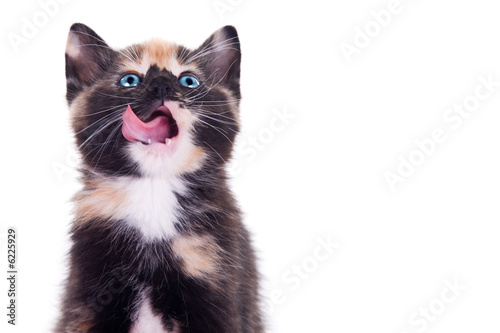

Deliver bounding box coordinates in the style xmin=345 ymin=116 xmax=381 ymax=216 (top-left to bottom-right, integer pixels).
xmin=122 ymin=105 xmax=178 ymax=145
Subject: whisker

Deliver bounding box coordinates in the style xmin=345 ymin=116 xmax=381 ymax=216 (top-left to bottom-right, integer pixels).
xmin=202 ymin=140 xmax=226 ymax=164
xmin=75 ymin=108 xmax=124 ymax=135
xmin=190 ymin=99 xmax=240 ymax=106
xmin=72 ymin=29 xmax=138 ymax=64
xmin=79 ymin=116 xmax=123 ymax=149
xmin=185 ymin=37 xmax=239 ymax=64
xmin=91 ymin=120 xmax=124 ymax=166
xmin=191 ymin=107 xmax=235 ymax=120
xmin=74 ymin=103 xmax=132 ymax=118
xmin=194 ymin=111 xmax=238 ymax=127
xmin=196 ymin=118 xmax=234 ymax=144
xmin=95 ymin=92 xmax=136 ymax=100
xmin=185 ymin=58 xmax=238 ymax=103
xmin=184 ymin=70 xmax=222 ymax=100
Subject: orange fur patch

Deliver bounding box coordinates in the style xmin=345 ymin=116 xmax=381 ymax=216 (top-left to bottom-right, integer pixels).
xmin=144 ymin=39 xmax=176 ymax=67
xmin=180 ymin=145 xmax=205 ymax=173
xmin=73 ymin=182 xmax=127 ymax=226
xmin=120 ymin=39 xmax=196 ymax=77
xmin=69 ymin=92 xmax=90 ymax=133
xmin=171 ymin=235 xmax=222 ymax=279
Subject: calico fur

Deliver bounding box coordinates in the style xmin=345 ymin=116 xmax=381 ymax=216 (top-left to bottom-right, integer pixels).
xmin=56 ymin=23 xmax=263 ymax=333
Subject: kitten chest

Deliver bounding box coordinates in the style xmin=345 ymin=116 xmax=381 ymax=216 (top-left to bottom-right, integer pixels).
xmin=74 ymin=176 xmax=186 ymax=240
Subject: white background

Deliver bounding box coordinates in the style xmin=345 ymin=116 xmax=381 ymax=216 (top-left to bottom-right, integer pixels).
xmin=1 ymin=0 xmax=500 ymax=332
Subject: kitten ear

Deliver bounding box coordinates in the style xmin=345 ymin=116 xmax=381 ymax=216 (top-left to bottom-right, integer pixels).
xmin=195 ymin=25 xmax=241 ymax=88
xmin=65 ymin=23 xmax=115 ymax=102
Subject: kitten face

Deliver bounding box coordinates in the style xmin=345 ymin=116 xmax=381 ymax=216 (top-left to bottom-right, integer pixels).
xmin=66 ymin=24 xmax=241 ymax=178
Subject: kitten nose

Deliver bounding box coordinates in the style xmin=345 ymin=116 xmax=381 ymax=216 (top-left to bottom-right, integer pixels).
xmin=148 ymin=81 xmax=169 ymax=99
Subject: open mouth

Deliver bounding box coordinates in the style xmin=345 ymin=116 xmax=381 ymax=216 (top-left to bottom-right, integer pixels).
xmin=122 ymin=105 xmax=179 ymax=145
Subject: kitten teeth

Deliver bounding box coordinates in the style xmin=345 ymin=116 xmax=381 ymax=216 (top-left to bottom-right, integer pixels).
xmin=148 ymin=138 xmax=151 ymax=144
xmin=166 ymin=138 xmax=172 ymax=146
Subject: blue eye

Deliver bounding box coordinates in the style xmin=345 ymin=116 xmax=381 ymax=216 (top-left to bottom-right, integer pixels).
xmin=120 ymin=73 xmax=141 ymax=87
xmin=178 ymin=75 xmax=200 ymax=88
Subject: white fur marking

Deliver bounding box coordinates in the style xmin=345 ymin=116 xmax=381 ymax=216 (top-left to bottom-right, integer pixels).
xmin=119 ymin=176 xmax=185 ymax=241
xmin=130 ymin=295 xmax=168 ymax=333
xmin=66 ymin=34 xmax=81 ymax=58
xmin=137 ymin=54 xmax=152 ymax=76
xmin=168 ymin=54 xmax=189 ymax=77
xmin=122 ymin=47 xmax=192 ymax=77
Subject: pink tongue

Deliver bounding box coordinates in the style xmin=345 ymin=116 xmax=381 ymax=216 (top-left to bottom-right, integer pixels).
xmin=122 ymin=105 xmax=171 ymax=144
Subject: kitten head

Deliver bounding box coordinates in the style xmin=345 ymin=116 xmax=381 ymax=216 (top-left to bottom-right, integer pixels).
xmin=65 ymin=23 xmax=241 ymax=178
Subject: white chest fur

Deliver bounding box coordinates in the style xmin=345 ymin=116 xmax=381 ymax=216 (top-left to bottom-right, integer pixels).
xmin=119 ymin=177 xmax=185 ymax=240
xmin=119 ymin=178 xmax=184 ymax=240
xmin=77 ymin=176 xmax=186 ymax=241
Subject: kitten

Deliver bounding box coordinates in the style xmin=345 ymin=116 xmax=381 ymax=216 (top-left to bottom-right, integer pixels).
xmin=56 ymin=23 xmax=263 ymax=333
